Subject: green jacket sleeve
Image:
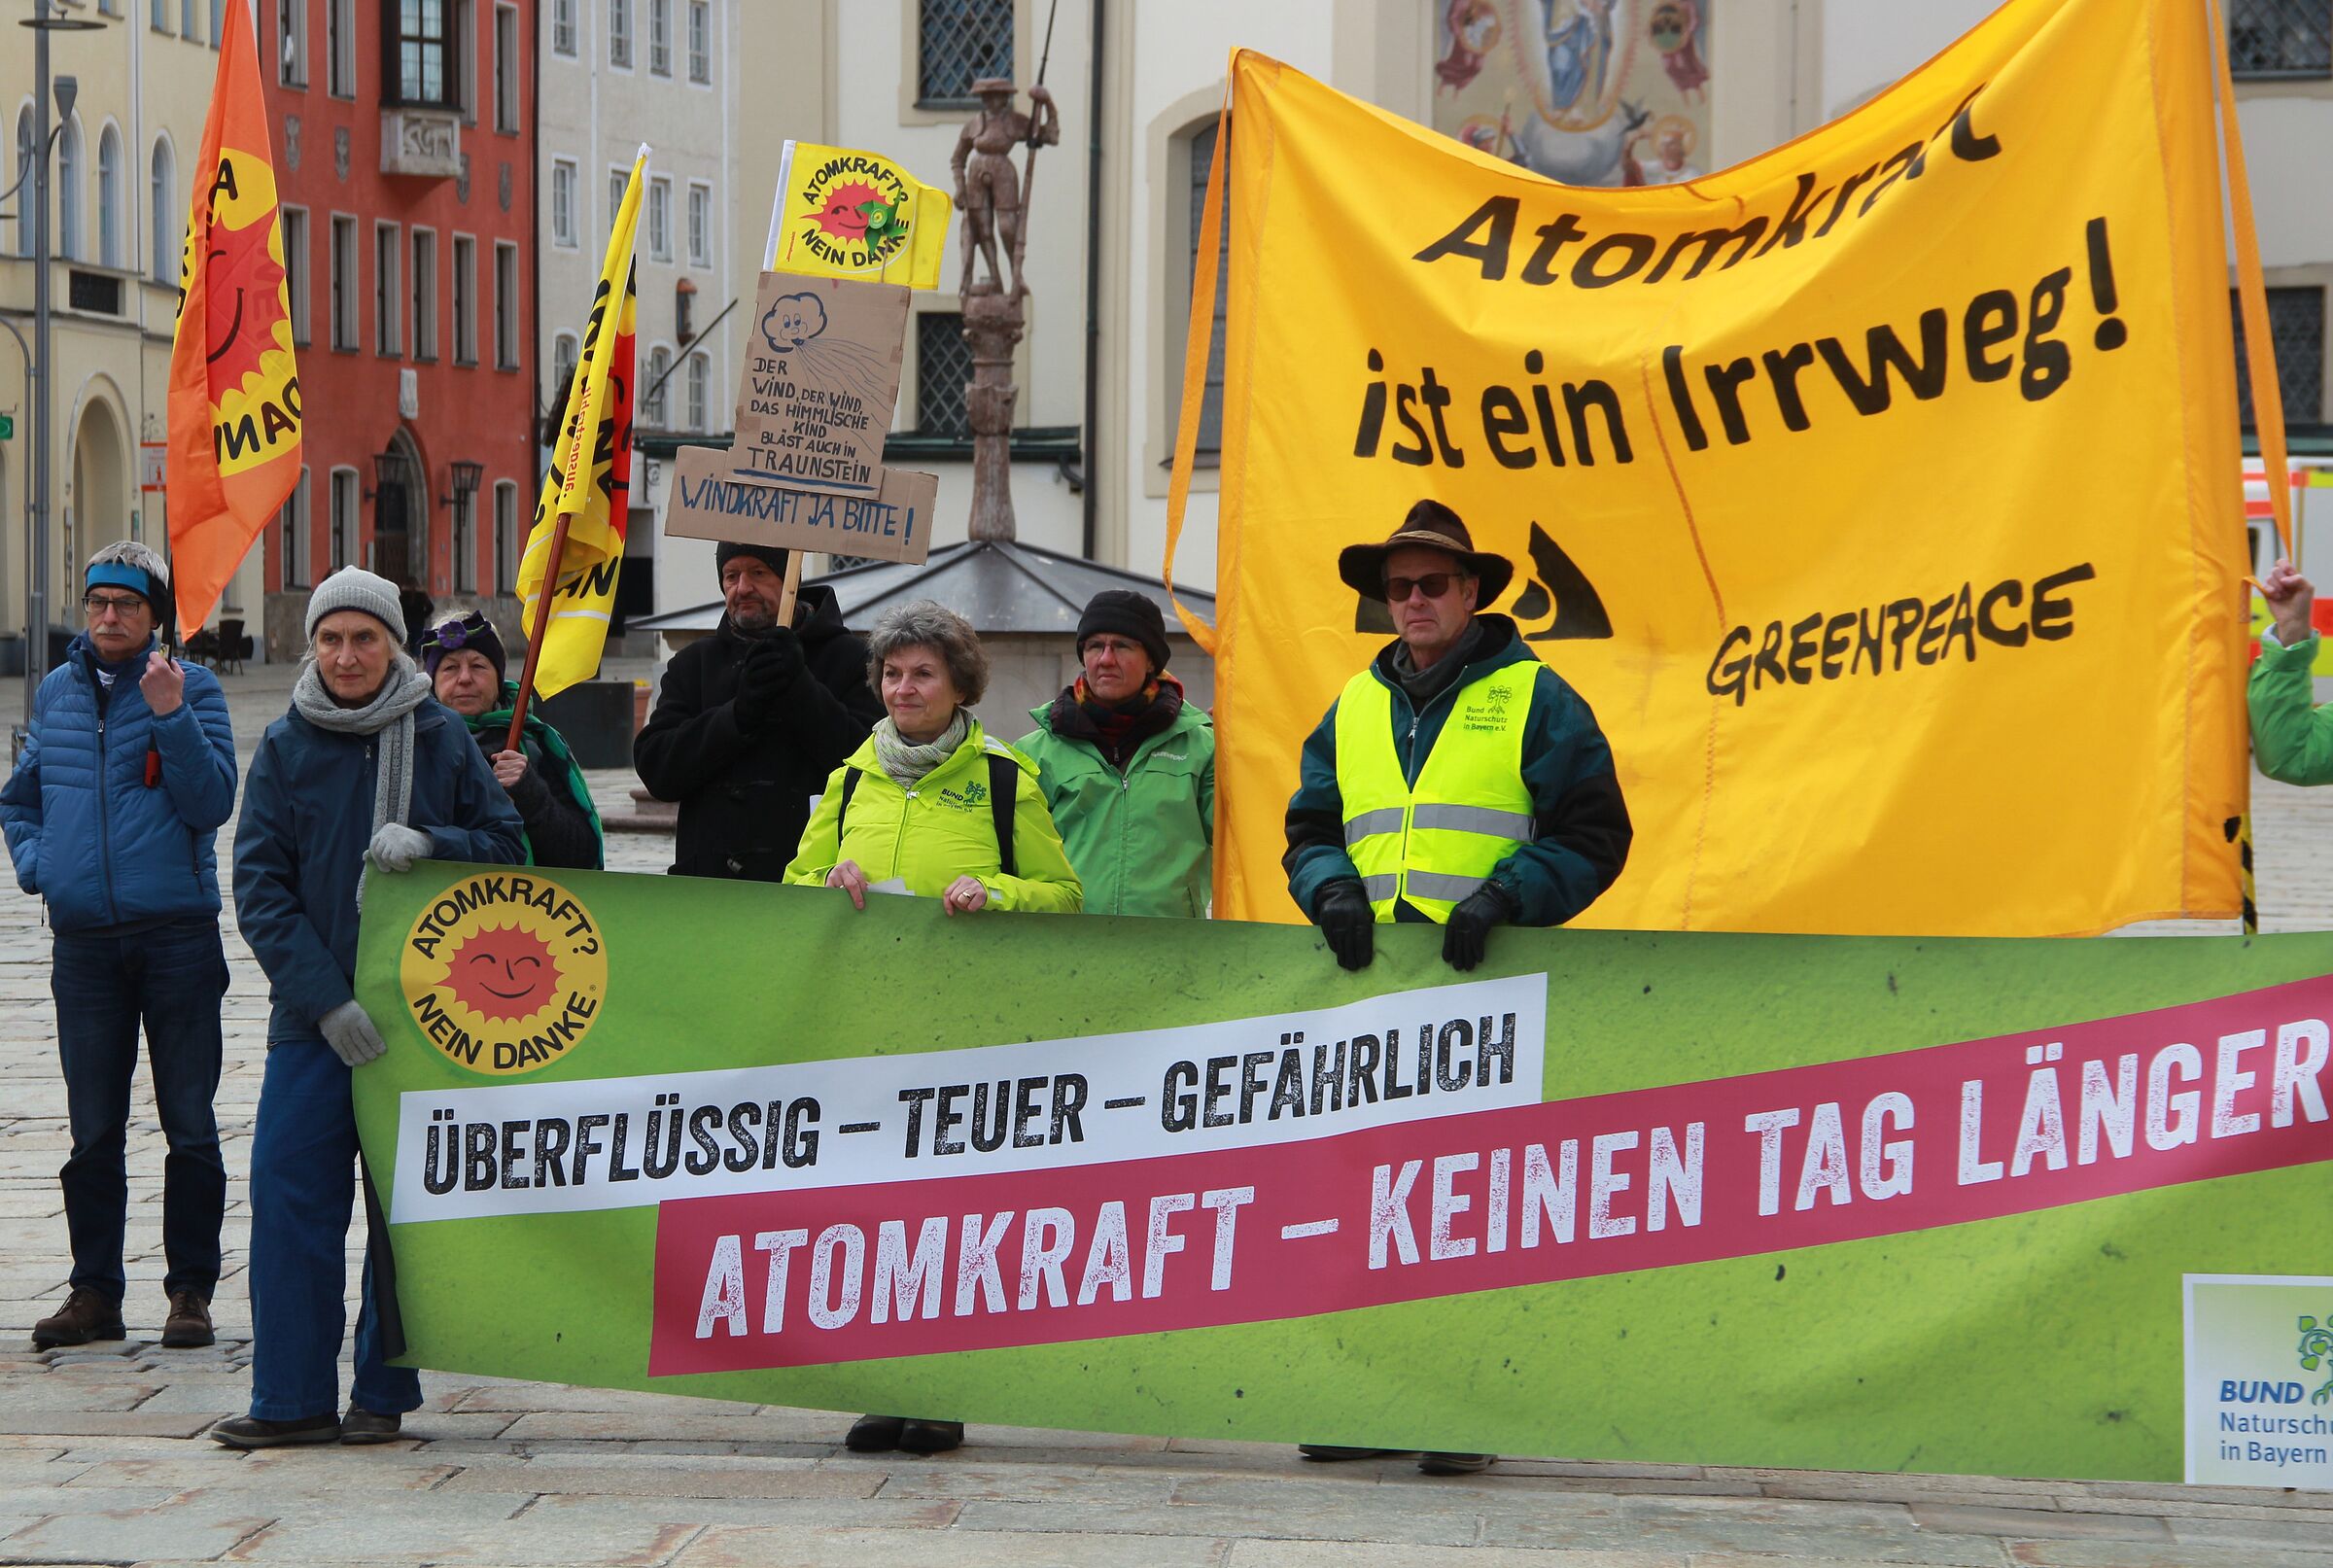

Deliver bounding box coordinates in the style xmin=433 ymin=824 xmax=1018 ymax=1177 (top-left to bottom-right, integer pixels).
xmin=783 ymin=763 xmax=851 ymax=885
xmin=1197 ymin=725 xmax=1217 ymax=848
xmin=981 ymin=764 xmax=1084 ymax=914
xmin=1282 ymin=698 xmax=1360 ymax=919
xmin=2248 ymin=633 xmax=2333 ymax=786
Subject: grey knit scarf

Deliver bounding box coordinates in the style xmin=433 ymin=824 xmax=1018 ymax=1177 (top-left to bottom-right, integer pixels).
xmin=872 ymin=709 xmax=971 ymax=790
xmin=293 ymin=653 xmax=432 ymax=904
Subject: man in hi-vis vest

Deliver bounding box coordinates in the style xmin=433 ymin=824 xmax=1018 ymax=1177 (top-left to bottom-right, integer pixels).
xmin=1284 ymin=501 xmax=1633 ymax=977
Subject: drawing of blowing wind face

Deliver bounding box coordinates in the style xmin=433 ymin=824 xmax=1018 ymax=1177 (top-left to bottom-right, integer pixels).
xmin=762 ymin=293 xmax=829 ymax=355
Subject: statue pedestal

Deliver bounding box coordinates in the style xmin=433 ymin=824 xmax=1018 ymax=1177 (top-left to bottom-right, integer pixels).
xmin=963 ymin=285 xmax=1026 ymax=542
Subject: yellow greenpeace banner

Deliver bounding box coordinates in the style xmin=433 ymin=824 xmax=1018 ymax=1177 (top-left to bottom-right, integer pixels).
xmin=1182 ymin=0 xmax=2253 ymax=937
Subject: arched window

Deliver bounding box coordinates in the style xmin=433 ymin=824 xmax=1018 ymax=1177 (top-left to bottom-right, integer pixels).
xmin=685 ymin=351 xmax=708 ymax=433
xmin=551 ymin=331 xmax=578 ymax=402
xmin=149 ymin=138 xmax=176 ymax=282
xmin=1179 ymin=117 xmax=1229 ymax=463
xmin=97 ymin=123 xmax=122 ymax=268
xmin=642 ymin=343 xmax=671 ymax=428
xmin=56 ymin=117 xmax=82 ymax=261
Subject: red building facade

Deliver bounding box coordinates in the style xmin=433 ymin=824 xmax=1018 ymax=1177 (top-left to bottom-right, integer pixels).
xmin=258 ymin=0 xmax=537 ymax=658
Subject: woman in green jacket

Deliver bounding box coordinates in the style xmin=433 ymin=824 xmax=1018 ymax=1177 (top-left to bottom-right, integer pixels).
xmin=784 ymin=599 xmax=1079 ymax=1458
xmin=1017 ymin=590 xmax=1214 ymax=917
xmin=2252 ymin=559 xmax=2333 ymax=784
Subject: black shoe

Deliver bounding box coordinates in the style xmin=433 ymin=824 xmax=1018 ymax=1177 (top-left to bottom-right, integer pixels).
xmin=160 ymin=1291 xmax=215 ymax=1348
xmin=339 ymin=1407 xmax=402 ymax=1445
xmin=31 ymin=1287 xmax=125 ymax=1349
xmin=845 ymin=1413 xmax=906 ymax=1452
xmin=1418 ymin=1451 xmax=1494 ymax=1475
xmin=1298 ymin=1444 xmax=1410 ymax=1461
xmin=896 ymin=1418 xmax=962 ymax=1454
xmin=211 ymin=1412 xmax=342 ymax=1449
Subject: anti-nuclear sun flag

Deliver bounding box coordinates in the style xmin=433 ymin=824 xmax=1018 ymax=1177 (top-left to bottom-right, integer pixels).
xmin=165 ymin=0 xmax=299 ymax=641
xmin=1172 ymin=0 xmax=2267 ymax=938
xmin=518 ymin=151 xmax=643 ymax=698
xmin=764 ymin=141 xmax=953 ymax=290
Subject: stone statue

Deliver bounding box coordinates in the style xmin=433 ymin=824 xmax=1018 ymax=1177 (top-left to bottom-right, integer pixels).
xmin=952 ymin=77 xmax=1059 ymax=541
xmin=951 ymin=77 xmax=1059 ymax=300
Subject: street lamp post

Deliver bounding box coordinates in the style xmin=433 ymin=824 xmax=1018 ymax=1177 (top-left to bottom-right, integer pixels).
xmin=11 ymin=0 xmax=108 ymax=748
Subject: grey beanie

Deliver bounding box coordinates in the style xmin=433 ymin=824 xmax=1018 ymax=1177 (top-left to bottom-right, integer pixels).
xmin=306 ymin=567 xmax=404 ymax=640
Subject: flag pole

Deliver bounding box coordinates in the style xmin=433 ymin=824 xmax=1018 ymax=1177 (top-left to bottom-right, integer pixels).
xmin=505 ymin=512 xmax=572 ymax=754
xmin=774 ymin=548 xmax=804 ymax=631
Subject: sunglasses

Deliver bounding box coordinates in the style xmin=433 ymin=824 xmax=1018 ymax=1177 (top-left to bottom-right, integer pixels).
xmin=1384 ymin=572 xmax=1469 ymax=603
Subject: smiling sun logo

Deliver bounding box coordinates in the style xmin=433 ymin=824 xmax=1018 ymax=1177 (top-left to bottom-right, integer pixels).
xmin=399 ymin=873 xmax=609 ymax=1076
xmin=813 ymin=181 xmax=882 ymax=241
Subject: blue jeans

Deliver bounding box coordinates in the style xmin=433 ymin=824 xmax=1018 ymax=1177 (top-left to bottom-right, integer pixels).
xmin=52 ymin=921 xmax=228 ymax=1306
xmin=246 ymin=1037 xmax=420 ymax=1421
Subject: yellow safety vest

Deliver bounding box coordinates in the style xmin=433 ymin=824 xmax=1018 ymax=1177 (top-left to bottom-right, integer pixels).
xmin=1333 ymin=661 xmax=1538 ymax=923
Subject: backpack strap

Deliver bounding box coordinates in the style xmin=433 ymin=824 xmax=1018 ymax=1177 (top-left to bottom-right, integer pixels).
xmin=835 ymin=767 xmax=861 ymax=842
xmin=987 ymin=750 xmax=1018 ymax=879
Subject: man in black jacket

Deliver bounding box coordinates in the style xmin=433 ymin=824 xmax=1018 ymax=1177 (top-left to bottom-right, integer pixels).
xmin=634 ymin=543 xmax=883 ymax=879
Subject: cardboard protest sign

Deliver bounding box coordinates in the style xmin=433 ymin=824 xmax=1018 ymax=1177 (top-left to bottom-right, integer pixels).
xmin=732 ymin=276 xmax=907 ymax=491
xmin=1173 ymin=0 xmax=2254 ymax=937
xmin=357 ymin=863 xmax=2333 ymax=1482
xmin=667 ymin=443 xmax=934 ymax=565
xmin=666 ymin=271 xmax=937 ymax=568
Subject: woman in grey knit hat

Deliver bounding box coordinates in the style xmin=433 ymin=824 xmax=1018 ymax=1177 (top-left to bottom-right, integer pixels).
xmin=214 ymin=569 xmax=525 ymax=1449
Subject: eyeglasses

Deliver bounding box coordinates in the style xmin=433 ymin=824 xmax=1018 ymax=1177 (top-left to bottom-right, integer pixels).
xmin=1384 ymin=573 xmax=1468 ymax=603
xmin=82 ymin=593 xmax=149 ymax=618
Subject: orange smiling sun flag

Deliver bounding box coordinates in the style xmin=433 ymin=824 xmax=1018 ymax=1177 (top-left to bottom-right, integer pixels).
xmin=165 ymin=0 xmax=300 ymax=643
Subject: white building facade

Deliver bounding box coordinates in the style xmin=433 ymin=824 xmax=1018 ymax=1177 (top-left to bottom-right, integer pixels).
xmin=1 ymin=0 xmax=257 ymax=661
xmin=536 ymin=0 xmax=737 ymax=645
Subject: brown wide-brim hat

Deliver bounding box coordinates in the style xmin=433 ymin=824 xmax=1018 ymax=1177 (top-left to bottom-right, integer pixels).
xmin=971 ymin=77 xmax=1017 ymax=96
xmin=1337 ymin=505 xmax=1514 ymax=605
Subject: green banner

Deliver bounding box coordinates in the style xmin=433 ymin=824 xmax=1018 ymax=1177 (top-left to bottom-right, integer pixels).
xmin=356 ymin=864 xmax=2333 ymax=1483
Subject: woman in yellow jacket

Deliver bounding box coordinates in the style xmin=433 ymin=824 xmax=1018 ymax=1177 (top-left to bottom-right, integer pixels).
xmin=784 ymin=600 xmax=1079 ymax=1456
xmin=787 ymin=598 xmax=1081 ymax=918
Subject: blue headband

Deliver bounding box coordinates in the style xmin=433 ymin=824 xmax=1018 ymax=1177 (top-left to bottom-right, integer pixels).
xmin=86 ymin=563 xmax=156 ymax=605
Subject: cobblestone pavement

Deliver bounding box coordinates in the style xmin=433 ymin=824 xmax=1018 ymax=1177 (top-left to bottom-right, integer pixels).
xmin=1 ymin=662 xmax=2327 ymax=1566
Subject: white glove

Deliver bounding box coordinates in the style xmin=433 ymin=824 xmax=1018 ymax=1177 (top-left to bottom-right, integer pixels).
xmin=366 ymin=823 xmax=435 ymax=874
xmin=318 ymin=1000 xmax=387 ymax=1066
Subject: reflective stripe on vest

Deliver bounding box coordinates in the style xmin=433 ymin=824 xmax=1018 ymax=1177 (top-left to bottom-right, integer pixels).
xmin=1332 ymin=660 xmax=1537 ymax=923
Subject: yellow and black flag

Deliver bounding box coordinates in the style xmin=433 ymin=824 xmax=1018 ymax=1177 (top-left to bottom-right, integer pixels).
xmin=519 ymin=146 xmax=645 ymax=696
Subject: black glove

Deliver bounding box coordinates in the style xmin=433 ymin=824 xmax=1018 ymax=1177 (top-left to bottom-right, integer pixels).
xmin=1311 ymin=880 xmax=1375 ymax=972
xmin=732 ymin=632 xmax=805 ymax=729
xmin=1442 ymin=881 xmax=1519 ymax=972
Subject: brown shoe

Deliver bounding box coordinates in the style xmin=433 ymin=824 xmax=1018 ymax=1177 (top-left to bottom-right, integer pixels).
xmin=31 ymin=1287 xmax=125 ymax=1349
xmin=160 ymin=1291 xmax=215 ymax=1348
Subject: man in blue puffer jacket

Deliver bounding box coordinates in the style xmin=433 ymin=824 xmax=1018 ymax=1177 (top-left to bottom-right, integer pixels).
xmin=3 ymin=542 xmax=238 ymax=1353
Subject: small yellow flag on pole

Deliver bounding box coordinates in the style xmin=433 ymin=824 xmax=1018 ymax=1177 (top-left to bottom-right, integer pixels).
xmin=513 ymin=148 xmax=645 ymax=711
xmin=764 ymin=141 xmax=953 ymax=289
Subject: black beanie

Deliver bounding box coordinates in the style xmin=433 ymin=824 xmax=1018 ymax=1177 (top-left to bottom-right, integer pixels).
xmin=715 ymin=540 xmax=789 ymax=580
xmin=420 ymin=610 xmax=508 ymax=684
xmin=1077 ymin=589 xmax=1170 ymax=674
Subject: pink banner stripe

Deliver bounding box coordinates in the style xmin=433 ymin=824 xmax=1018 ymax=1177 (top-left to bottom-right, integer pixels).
xmin=648 ymin=975 xmax=2333 ymax=1374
